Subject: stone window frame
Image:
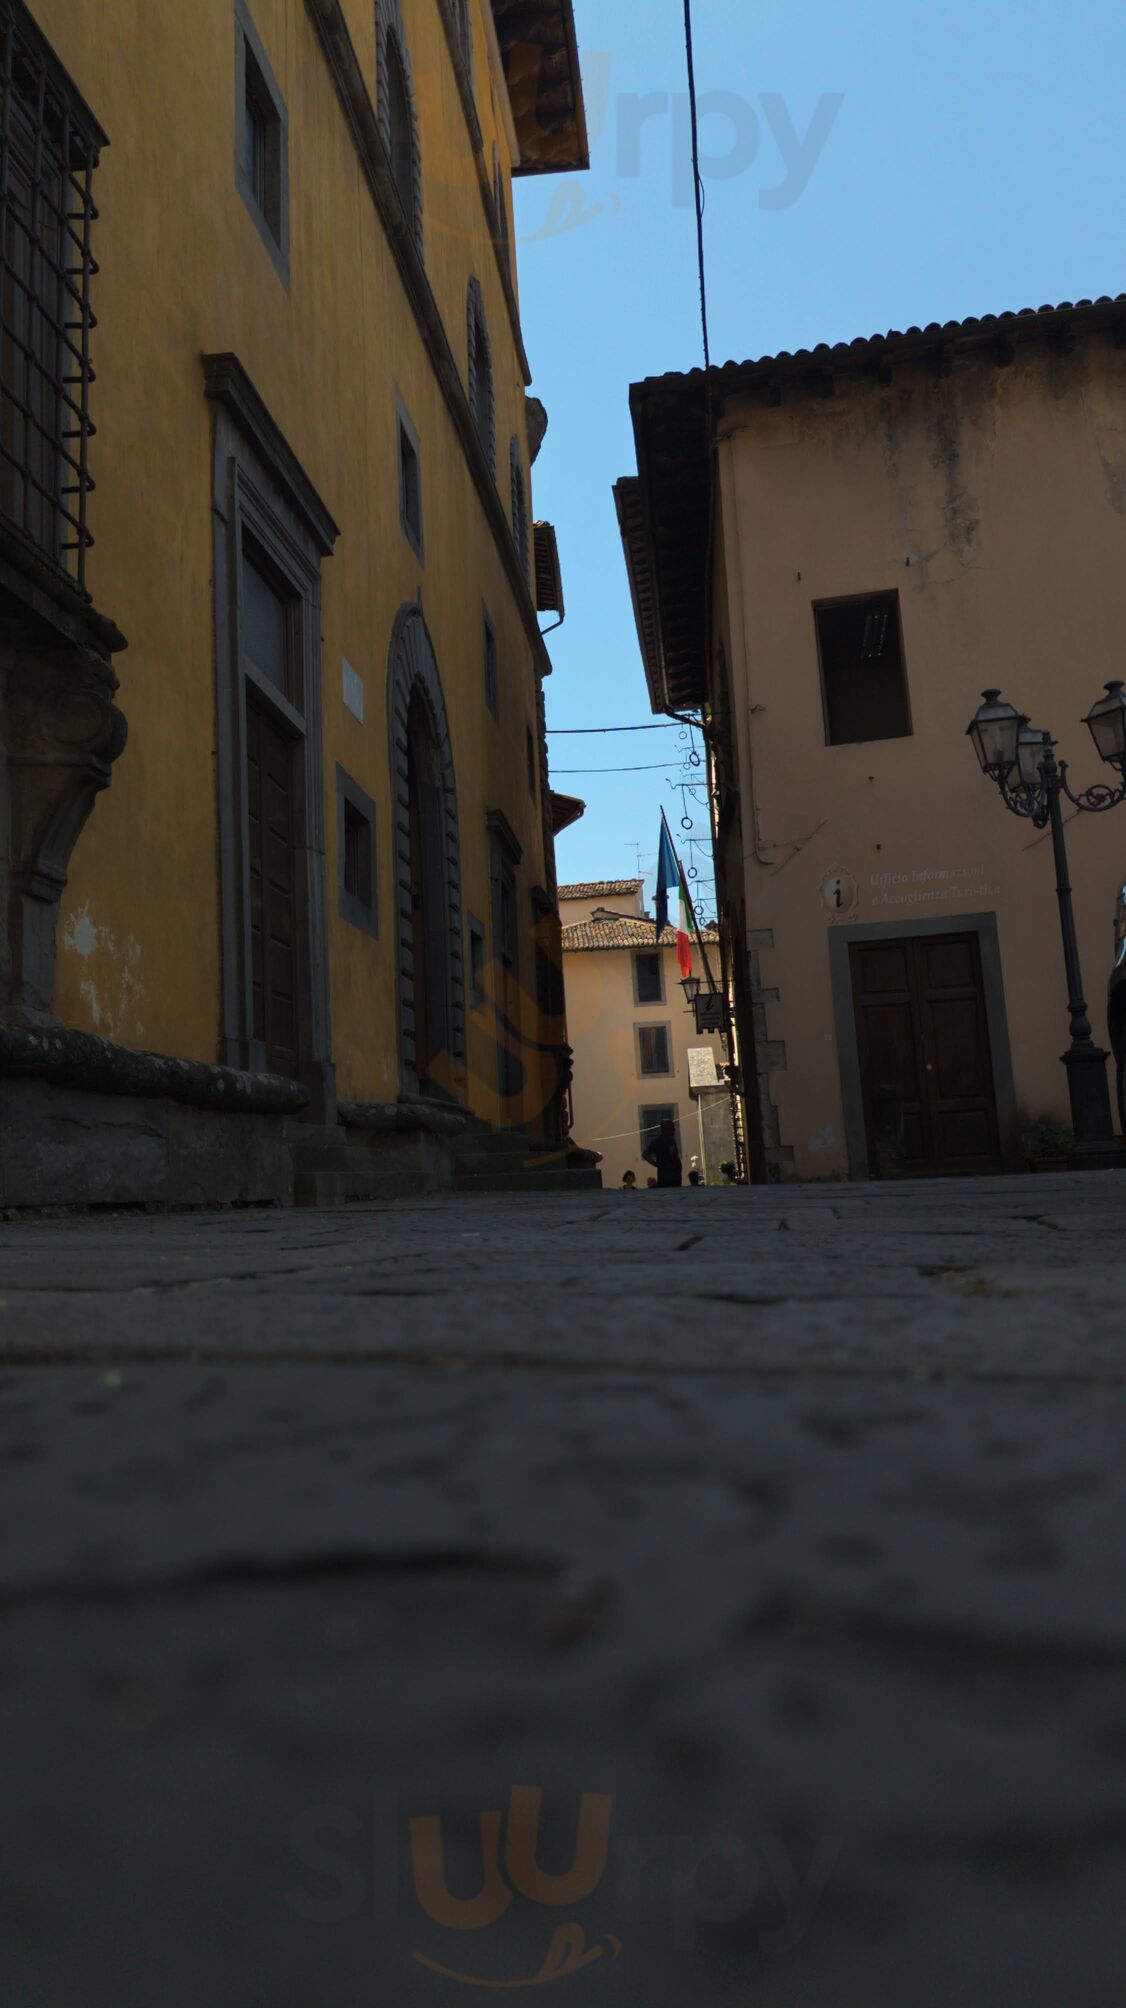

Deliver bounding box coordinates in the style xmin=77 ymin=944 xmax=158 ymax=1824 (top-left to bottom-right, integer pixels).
xmin=483 ymin=604 xmax=499 ymax=719
xmin=234 ymin=0 xmax=290 ymax=289
xmin=375 ymin=0 xmax=424 ymax=261
xmin=387 ymin=602 xmax=466 ymax=1095
xmin=466 ymin=275 xmax=496 ymax=475
xmin=336 ymin=764 xmax=378 ymax=939
xmin=467 ymin=911 xmax=487 ymax=1011
xmin=509 ymin=437 xmax=529 ymax=575
xmin=488 ymin=808 xmax=523 ymax=1104
xmin=492 ymin=143 xmax=511 ymax=278
xmin=396 ymin=392 xmax=424 ymax=563
xmin=636 ymin=1022 xmax=673 ymax=1079
xmin=488 ymin=811 xmax=523 ymax=958
xmin=633 ymin=949 xmax=665 ymax=1007
xmin=204 ymin=353 xmax=338 ymax=1115
xmin=454 ymin=0 xmax=473 ymax=78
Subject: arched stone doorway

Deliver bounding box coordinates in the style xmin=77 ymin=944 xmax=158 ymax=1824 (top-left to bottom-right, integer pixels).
xmin=388 ymin=606 xmax=465 ymax=1099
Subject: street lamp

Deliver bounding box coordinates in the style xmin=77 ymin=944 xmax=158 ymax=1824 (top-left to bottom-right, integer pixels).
xmin=679 ymin=972 xmax=702 ymax=1010
xmin=1084 ymin=680 xmax=1126 ymax=770
xmin=967 ymin=684 xmax=1126 ymax=1168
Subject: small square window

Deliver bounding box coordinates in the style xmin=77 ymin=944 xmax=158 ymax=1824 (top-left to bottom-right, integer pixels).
xmin=336 ymin=767 xmax=378 ymax=937
xmin=637 ymin=1024 xmax=672 ymax=1077
xmin=815 ymin=592 xmax=910 ymax=746
xmin=236 ymin=2 xmax=289 ymax=284
xmin=634 ymin=952 xmax=664 ymax=1005
xmin=484 ymin=612 xmax=499 ymax=719
xmin=526 ymin=723 xmax=537 ymax=799
xmin=397 ymin=401 xmax=424 ymax=561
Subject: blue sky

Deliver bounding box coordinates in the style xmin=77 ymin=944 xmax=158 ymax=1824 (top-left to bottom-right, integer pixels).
xmin=515 ymin=0 xmax=1126 ymax=912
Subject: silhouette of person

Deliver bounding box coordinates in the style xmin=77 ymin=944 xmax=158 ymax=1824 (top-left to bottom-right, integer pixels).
xmin=642 ymin=1119 xmax=683 ymax=1189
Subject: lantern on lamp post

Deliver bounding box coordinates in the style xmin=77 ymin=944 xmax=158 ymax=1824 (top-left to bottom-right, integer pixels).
xmin=967 ymin=684 xmax=1126 ymax=1167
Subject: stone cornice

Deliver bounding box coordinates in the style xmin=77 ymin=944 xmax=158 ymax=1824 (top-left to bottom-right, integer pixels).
xmin=202 ymin=353 xmax=341 ymax=556
xmin=303 ymin=0 xmax=549 ymax=678
xmin=486 ymin=806 xmax=524 ymax=862
xmin=0 ymin=1024 xmax=309 ymax=1112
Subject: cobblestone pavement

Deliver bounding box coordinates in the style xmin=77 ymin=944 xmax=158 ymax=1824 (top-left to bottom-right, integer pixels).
xmin=2 ymin=1173 xmax=1125 ymax=2005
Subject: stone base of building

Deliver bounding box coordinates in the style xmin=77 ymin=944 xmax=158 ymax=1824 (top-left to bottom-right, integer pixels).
xmin=293 ymin=1100 xmax=468 ymax=1206
xmin=0 ymin=1075 xmax=295 ymax=1211
xmin=0 ymin=1027 xmax=601 ymax=1210
xmin=0 ymin=1023 xmax=304 ymax=1212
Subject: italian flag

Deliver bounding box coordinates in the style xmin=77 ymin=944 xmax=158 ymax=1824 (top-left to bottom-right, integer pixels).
xmin=656 ymin=818 xmax=693 ymax=977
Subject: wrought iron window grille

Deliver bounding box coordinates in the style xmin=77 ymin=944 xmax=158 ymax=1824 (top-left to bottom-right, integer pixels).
xmin=0 ymin=2 xmax=104 ymax=601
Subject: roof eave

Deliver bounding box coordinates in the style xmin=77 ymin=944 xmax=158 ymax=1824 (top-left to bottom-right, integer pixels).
xmin=613 ymin=477 xmax=668 ymax=714
xmin=491 ymin=0 xmax=589 ymax=178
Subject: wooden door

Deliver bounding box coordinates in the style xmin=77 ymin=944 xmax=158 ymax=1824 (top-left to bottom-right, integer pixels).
xmin=246 ymin=688 xmax=299 ymax=1077
xmin=849 ymin=933 xmax=1001 ymax=1176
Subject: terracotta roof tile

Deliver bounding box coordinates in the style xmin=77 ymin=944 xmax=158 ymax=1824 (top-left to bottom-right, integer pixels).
xmin=634 ymin=294 xmax=1126 ymax=392
xmin=558 ymin=879 xmax=643 ymax=900
xmin=562 ymin=917 xmax=720 ymax=952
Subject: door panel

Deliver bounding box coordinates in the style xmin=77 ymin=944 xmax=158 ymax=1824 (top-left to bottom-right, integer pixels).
xmin=923 ymin=939 xmax=977 ymax=990
xmin=930 ymin=997 xmax=990 ymax=1099
xmin=850 ymin=933 xmax=1001 ymax=1177
xmin=860 ymin=945 xmax=912 ymax=995
xmin=246 ymin=689 xmax=300 ymax=1077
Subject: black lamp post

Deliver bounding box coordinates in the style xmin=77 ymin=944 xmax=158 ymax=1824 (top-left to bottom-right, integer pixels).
xmin=967 ymin=682 xmax=1126 ymax=1168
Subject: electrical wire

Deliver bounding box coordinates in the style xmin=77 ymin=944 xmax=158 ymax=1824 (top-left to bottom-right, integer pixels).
xmin=552 ymin=761 xmax=687 ymax=775
xmin=683 ymin=0 xmax=711 ymax=371
xmin=546 ymin=723 xmax=681 ymax=735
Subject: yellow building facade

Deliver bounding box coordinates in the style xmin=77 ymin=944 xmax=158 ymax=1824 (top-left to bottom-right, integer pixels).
xmin=0 ymin=0 xmax=588 ymax=1203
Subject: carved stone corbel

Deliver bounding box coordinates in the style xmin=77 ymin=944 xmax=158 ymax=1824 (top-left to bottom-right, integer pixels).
xmin=1 ymin=638 xmax=127 ymax=1023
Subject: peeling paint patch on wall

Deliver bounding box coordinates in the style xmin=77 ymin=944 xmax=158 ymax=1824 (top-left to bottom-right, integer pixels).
xmin=61 ymin=904 xmax=144 ymax=1043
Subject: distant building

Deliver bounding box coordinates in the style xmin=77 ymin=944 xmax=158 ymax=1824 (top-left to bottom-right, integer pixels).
xmin=559 ymin=881 xmax=732 ymax=1187
xmin=618 ymin=297 xmax=1126 ymax=1181
xmin=0 ymin=0 xmax=588 ymax=1207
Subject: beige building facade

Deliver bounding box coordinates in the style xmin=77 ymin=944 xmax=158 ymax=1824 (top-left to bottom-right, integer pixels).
xmin=619 ymin=298 xmax=1126 ymax=1182
xmin=560 ymin=880 xmax=729 ymax=1187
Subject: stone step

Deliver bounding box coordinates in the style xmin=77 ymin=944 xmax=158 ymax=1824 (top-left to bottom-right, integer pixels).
xmin=452 ymin=1148 xmax=552 ymax=1175
xmin=451 ymin=1134 xmax=532 ymax=1161
xmin=452 ymin=1168 xmax=603 ymax=1194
